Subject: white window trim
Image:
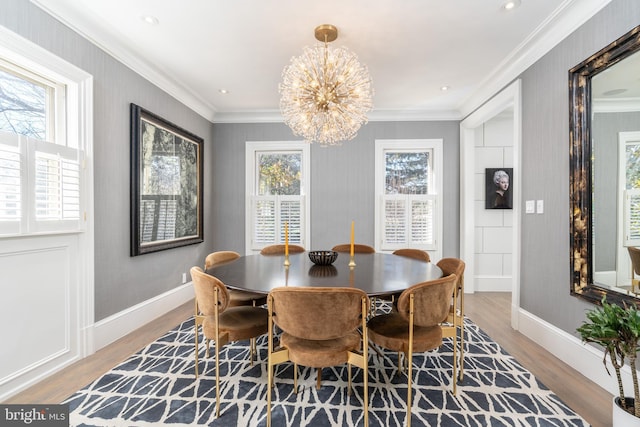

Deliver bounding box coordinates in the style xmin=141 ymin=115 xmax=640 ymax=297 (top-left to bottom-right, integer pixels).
xmin=245 ymin=141 xmax=311 ymax=254
xmin=0 ymin=25 xmax=94 ymax=358
xmin=374 ymin=139 xmax=443 ymax=261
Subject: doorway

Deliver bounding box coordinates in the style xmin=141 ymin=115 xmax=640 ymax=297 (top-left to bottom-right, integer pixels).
xmin=460 ymin=80 xmax=522 ymax=329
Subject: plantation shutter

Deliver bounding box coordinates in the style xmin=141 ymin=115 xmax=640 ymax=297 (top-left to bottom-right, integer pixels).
xmin=382 ymin=194 xmax=436 ymax=249
xmin=0 ymin=133 xmax=21 ymax=234
xmin=624 ymin=189 xmax=640 ymax=247
xmin=252 ymin=195 xmax=303 ymax=247
xmin=0 ymin=131 xmax=81 ymax=235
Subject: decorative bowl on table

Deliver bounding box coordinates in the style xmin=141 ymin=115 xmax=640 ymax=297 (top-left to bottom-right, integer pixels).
xmin=308 ymin=250 xmax=338 ymax=266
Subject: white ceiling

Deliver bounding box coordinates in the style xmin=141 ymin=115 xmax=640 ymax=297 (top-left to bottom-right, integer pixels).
xmin=32 ymin=0 xmax=612 ymax=122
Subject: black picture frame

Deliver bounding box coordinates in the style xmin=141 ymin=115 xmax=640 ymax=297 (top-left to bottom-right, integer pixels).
xmin=485 ymin=168 xmax=513 ymax=210
xmin=130 ymin=104 xmax=204 ymax=256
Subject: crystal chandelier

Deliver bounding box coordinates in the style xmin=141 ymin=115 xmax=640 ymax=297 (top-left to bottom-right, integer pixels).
xmin=279 ymin=24 xmax=373 ymax=146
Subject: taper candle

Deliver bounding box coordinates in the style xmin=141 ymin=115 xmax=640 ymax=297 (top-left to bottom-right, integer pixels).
xmin=285 ymin=222 xmax=289 ymax=256
xmin=350 ymin=220 xmax=355 ymax=257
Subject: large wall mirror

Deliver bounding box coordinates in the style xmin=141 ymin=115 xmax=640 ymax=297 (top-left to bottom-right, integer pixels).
xmin=570 ymin=24 xmax=640 ymax=306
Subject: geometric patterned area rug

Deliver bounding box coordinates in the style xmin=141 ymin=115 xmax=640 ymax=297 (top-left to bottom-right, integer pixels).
xmin=65 ymin=316 xmax=589 ymax=426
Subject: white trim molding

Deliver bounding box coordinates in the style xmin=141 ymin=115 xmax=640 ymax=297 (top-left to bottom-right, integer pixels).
xmin=518 ymin=307 xmax=622 ymax=397
xmin=92 ymin=283 xmax=194 ymax=351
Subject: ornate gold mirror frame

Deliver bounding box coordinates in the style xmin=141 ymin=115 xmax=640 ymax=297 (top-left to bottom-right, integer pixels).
xmin=569 ymin=25 xmax=640 ymax=306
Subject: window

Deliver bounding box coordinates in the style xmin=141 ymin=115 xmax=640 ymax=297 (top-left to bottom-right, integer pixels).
xmin=246 ymin=141 xmax=310 ymax=252
xmin=375 ymin=139 xmax=443 ymax=254
xmin=0 ymin=57 xmax=83 ymax=236
xmin=622 ymin=133 xmax=640 ymax=246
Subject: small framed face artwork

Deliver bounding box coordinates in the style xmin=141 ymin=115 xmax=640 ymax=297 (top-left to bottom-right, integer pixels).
xmin=485 ymin=168 xmax=513 ymax=209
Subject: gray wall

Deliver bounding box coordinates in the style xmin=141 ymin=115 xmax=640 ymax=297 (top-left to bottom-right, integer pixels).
xmin=515 ymin=0 xmax=640 ymax=334
xmin=2 ymin=0 xmax=215 ymax=321
xmin=211 ymin=121 xmax=460 ymax=255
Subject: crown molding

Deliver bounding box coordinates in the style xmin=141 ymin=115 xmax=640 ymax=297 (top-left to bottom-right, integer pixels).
xmin=593 ymin=97 xmax=640 ymax=113
xmin=458 ymin=0 xmax=613 ymax=119
xmin=211 ymin=108 xmax=462 ymax=124
xmin=32 ymin=0 xmax=612 ymax=125
xmin=30 ymin=0 xmax=218 ymax=122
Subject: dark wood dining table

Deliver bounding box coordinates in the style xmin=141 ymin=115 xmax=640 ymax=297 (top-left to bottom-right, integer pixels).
xmin=206 ymin=251 xmax=443 ymax=297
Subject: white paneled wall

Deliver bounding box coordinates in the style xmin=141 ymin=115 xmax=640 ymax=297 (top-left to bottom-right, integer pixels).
xmin=474 ymin=113 xmax=514 ymax=291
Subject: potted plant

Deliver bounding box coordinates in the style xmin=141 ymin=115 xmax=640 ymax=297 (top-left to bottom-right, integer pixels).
xmin=577 ymin=297 xmax=640 ymax=425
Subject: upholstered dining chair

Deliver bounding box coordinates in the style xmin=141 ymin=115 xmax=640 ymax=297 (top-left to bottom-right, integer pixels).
xmin=260 ymin=244 xmax=305 ymax=255
xmin=266 ymin=287 xmax=370 ymax=427
xmin=367 ymin=273 xmax=457 ymax=427
xmin=629 ymin=247 xmax=640 ymax=294
xmin=204 ymin=251 xmax=267 ymax=307
xmin=331 ymin=243 xmax=376 ymax=253
xmin=392 ymin=248 xmax=431 ymax=262
xmin=190 ymin=266 xmax=269 ymax=418
xmin=437 ymin=257 xmax=466 ymax=384
xmin=381 ymin=249 xmax=432 ymax=312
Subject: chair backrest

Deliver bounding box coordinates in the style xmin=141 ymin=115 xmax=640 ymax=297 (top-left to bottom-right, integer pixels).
xmin=396 ymin=274 xmax=457 ymax=327
xmin=629 ymin=247 xmax=640 ymax=276
xmin=260 ymin=244 xmax=305 ymax=255
xmin=331 ymin=243 xmax=375 ymax=254
xmin=190 ymin=266 xmax=230 ymax=314
xmin=204 ymin=250 xmax=240 ymax=269
xmin=392 ymin=248 xmax=430 ymax=262
xmin=437 ymin=258 xmax=465 ymax=292
xmin=269 ymin=287 xmax=367 ymax=340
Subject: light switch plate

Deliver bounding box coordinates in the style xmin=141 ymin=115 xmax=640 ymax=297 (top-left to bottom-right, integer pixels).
xmin=526 ymin=200 xmax=535 ymax=214
xmin=536 ymin=200 xmax=544 ymax=214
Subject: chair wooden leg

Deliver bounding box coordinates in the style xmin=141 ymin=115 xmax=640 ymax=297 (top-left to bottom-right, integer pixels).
xmin=459 ymin=320 xmax=465 ymax=381
xmin=215 ymin=341 xmax=220 ymax=418
xmin=250 ymin=337 xmax=256 ymax=366
xmin=407 ymin=296 xmax=414 ymax=427
xmin=194 ymin=321 xmax=199 ymax=378
xmin=316 ymin=368 xmax=322 ymax=390
xmin=294 ymin=363 xmax=298 ymax=394
xmin=452 ymin=324 xmax=457 ymax=395
xmin=267 ymin=360 xmax=273 ymax=427
xmin=348 ymin=363 xmax=352 ymax=395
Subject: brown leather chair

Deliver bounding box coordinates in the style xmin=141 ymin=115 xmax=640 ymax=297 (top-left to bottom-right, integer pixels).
xmin=260 ymin=244 xmax=305 ymax=255
xmin=629 ymin=247 xmax=640 ymax=294
xmin=191 ymin=267 xmax=269 ymax=418
xmin=331 ymin=243 xmax=375 ymax=253
xmin=204 ymin=251 xmax=267 ymax=307
xmin=266 ymin=287 xmax=369 ymax=427
xmin=367 ymin=274 xmax=457 ymax=427
xmin=437 ymin=258 xmax=466 ymax=384
xmin=392 ymin=248 xmax=431 ymax=262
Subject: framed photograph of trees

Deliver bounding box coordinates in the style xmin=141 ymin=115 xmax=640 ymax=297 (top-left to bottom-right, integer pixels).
xmin=130 ymin=104 xmax=203 ymax=256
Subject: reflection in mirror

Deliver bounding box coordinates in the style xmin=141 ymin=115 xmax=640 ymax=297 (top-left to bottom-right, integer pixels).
xmin=569 ymin=24 xmax=640 ymax=306
xmin=592 ymin=51 xmax=640 ymax=294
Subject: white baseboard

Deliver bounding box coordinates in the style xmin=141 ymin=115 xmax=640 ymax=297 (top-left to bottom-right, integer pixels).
xmin=475 ymin=276 xmax=512 ymax=292
xmin=517 ymin=307 xmax=626 ymax=397
xmin=91 ymin=282 xmax=194 ymax=352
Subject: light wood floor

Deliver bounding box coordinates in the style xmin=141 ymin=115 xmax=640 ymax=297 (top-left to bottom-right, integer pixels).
xmin=4 ymin=292 xmax=611 ymax=426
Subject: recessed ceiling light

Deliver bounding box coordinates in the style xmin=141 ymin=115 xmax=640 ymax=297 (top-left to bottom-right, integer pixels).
xmin=602 ymin=88 xmax=627 ymax=96
xmin=502 ymin=0 xmax=521 ymax=11
xmin=219 ymin=89 xmax=229 ymax=94
xmin=440 ymin=86 xmax=450 ymax=91
xmin=140 ymin=15 xmax=159 ymax=25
